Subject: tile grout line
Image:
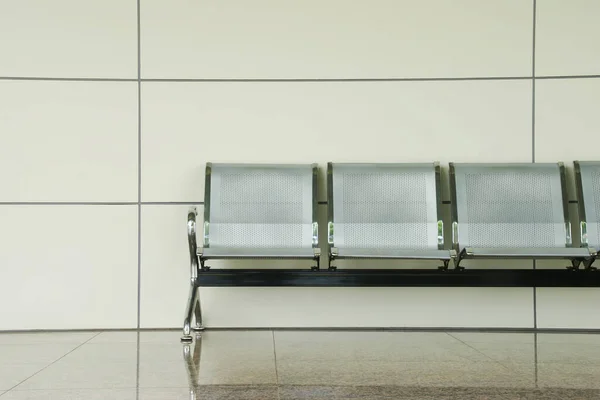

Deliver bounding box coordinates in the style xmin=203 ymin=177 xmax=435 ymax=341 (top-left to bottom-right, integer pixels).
xmin=534 ymin=332 xmax=539 ymax=388
xmin=272 ymin=330 xmax=281 ymax=399
xmin=0 ymin=77 xmax=137 ymax=82
xmin=136 ymin=0 xmax=142 ymax=331
xmin=0 ymin=76 xmax=529 ymax=83
xmin=0 ymin=202 xmax=203 ymax=206
xmin=532 ymin=0 xmax=538 ymax=331
xmin=445 ymin=332 xmax=513 ymax=372
xmin=2 ymin=75 xmax=600 ymax=83
xmin=135 ymin=331 xmax=141 ymax=400
xmin=142 ymin=76 xmax=534 ymax=82
xmin=532 ymin=0 xmax=537 ymax=163
xmin=0 ymin=202 xmax=139 ymax=206
xmin=0 ymin=332 xmax=103 ymax=396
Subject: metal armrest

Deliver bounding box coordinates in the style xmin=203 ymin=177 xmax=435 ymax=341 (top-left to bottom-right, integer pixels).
xmin=187 ymin=207 xmax=199 ymax=274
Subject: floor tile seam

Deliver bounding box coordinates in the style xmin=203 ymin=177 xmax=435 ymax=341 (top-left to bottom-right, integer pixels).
xmin=444 ymin=332 xmax=516 ymax=372
xmin=272 ymin=330 xmax=282 ymax=400
xmin=1 ymin=332 xmax=103 ymax=394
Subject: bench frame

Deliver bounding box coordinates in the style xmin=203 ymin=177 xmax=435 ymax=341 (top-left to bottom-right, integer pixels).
xmin=181 ymin=162 xmax=600 ymax=342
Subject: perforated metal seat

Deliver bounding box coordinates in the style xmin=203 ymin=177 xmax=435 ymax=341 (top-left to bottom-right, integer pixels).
xmin=199 ymin=163 xmax=320 ymax=261
xmin=450 ymin=162 xmax=595 ymax=268
xmin=181 ymin=163 xmax=320 ymax=342
xmin=328 ymin=162 xmax=454 ymax=268
xmin=575 ymin=161 xmax=600 ymax=268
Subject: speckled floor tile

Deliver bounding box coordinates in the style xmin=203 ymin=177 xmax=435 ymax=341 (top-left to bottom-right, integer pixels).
xmin=58 ymin=342 xmax=138 ymax=364
xmin=0 ymin=343 xmax=80 ymax=365
xmin=0 ymin=332 xmax=97 ymax=345
xmin=274 ymin=331 xmax=487 ymax=363
xmin=15 ymin=359 xmax=137 ymax=390
xmin=537 ymin=343 xmax=600 ymax=365
xmin=449 ymin=340 xmax=537 ymax=378
xmin=196 ymin=360 xmax=277 ymax=385
xmin=139 ymin=385 xmax=280 ymax=400
xmin=417 ymin=362 xmax=534 ymax=389
xmin=87 ymin=330 xmax=182 ymax=344
xmin=537 ymin=363 xmax=600 ymax=389
xmin=278 ymin=385 xmax=600 ymax=399
xmin=537 ymin=333 xmax=600 ymax=345
xmin=0 ymin=388 xmax=136 ymax=400
xmin=0 ymin=364 xmax=47 ymax=391
xmin=4 ymin=330 xmax=600 ymax=398
xmin=136 ymin=387 xmax=191 ymax=400
xmin=139 ymin=342 xmax=187 ymax=363
xmin=194 ymin=385 xmax=279 ymax=400
xmin=197 ymin=331 xmax=275 ymax=363
xmin=277 ymin=359 xmax=533 ymax=388
xmin=138 ymin=360 xmax=190 ymax=388
xmin=85 ymin=331 xmax=139 ymax=343
xmin=138 ymin=345 xmax=277 ymax=387
xmin=277 ymin=359 xmax=422 ymax=386
xmin=450 ymin=332 xmax=535 ymax=345
xmin=191 ymin=331 xmax=277 ymax=385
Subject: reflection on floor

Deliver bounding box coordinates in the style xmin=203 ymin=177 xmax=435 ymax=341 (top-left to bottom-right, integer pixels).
xmin=0 ymin=330 xmax=599 ymax=399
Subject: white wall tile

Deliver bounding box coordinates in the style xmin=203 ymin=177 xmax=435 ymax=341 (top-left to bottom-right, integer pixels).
xmin=0 ymin=205 xmax=138 ymax=330
xmin=0 ymin=0 xmax=137 ymax=78
xmin=0 ymin=81 xmax=138 ymax=202
xmin=141 ymin=0 xmax=532 ymax=79
xmin=140 ymin=205 xmax=533 ymax=328
xmin=536 ymin=0 xmax=600 ymax=76
xmin=535 ymin=78 xmax=600 ymax=162
xmin=533 ymin=71 xmax=588 ymax=246
xmin=535 ymin=78 xmax=600 ymax=330
xmin=141 ymin=80 xmax=532 ymax=202
xmin=201 ymin=287 xmax=533 ymax=328
xmin=140 ymin=205 xmax=196 ymax=328
xmin=536 ymin=288 xmax=600 ymax=329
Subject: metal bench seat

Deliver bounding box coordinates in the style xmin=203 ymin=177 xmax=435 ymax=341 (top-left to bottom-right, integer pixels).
xmin=182 ymin=162 xmax=320 ymax=342
xmin=575 ymin=161 xmax=600 ymax=269
xmin=450 ymin=162 xmax=594 ymax=269
xmin=328 ymin=162 xmax=453 ymax=268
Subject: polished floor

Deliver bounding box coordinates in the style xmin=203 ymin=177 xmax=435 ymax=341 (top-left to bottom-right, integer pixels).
xmin=0 ymin=330 xmax=599 ymax=399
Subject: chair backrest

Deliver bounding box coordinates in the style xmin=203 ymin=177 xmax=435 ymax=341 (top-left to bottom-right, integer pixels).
xmin=203 ymin=163 xmax=317 ymax=249
xmin=450 ymin=163 xmax=571 ymax=249
xmin=328 ymin=162 xmax=443 ymax=250
xmin=575 ymin=161 xmax=600 ymax=249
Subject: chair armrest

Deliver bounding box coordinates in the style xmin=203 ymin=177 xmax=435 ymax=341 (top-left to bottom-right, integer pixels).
xmin=187 ymin=207 xmax=199 ymax=277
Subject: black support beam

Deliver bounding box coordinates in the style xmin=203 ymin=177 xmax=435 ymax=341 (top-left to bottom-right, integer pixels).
xmin=196 ymin=268 xmax=600 ymax=288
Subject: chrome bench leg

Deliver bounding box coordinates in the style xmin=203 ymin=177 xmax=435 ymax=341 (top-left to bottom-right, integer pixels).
xmin=192 ymin=297 xmax=203 ymax=332
xmin=183 ymin=333 xmax=202 ymax=399
xmin=182 ymin=281 xmax=201 ymax=343
xmin=182 ymin=207 xmax=202 ymax=343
